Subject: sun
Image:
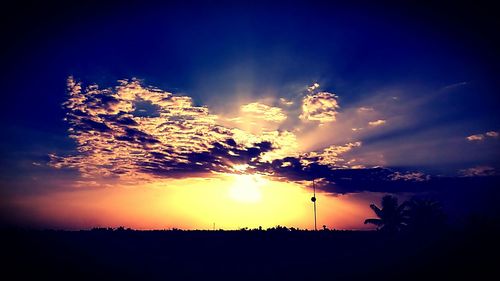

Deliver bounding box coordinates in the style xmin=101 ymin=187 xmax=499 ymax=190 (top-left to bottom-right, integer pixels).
xmin=228 ymin=174 xmax=266 ymax=203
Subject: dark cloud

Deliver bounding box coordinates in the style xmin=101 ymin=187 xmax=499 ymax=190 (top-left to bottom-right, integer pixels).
xmin=263 ymin=157 xmax=431 ymax=194
xmin=77 ymin=118 xmax=112 ymax=133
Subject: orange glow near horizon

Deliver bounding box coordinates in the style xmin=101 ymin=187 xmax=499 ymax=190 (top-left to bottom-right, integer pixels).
xmin=7 ymin=174 xmax=377 ymax=230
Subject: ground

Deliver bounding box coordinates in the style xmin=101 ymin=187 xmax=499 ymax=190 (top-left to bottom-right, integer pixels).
xmin=1 ymin=227 xmax=498 ymax=281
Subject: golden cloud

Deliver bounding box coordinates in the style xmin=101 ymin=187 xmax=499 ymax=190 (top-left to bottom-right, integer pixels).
xmin=301 ymin=142 xmax=362 ymax=168
xmin=299 ymin=92 xmax=339 ymax=123
xmin=368 ymin=119 xmax=386 ymax=127
xmin=240 ymin=102 xmax=287 ymax=122
xmin=50 ymin=77 xmax=305 ymax=182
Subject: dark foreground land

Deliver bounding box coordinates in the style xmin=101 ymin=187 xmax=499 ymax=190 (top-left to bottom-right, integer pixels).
xmin=1 ymin=226 xmax=498 ymax=281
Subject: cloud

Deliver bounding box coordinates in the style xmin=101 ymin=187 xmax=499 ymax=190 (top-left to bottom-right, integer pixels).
xmin=299 ymin=92 xmax=340 ymax=123
xmin=307 ymin=82 xmax=320 ymax=92
xmin=466 ymin=131 xmax=498 ymax=141
xmin=357 ymin=107 xmax=374 ymax=113
xmin=486 ymin=131 xmax=499 ymax=137
xmin=279 ymin=97 xmax=294 ymax=106
xmin=265 ymin=161 xmax=433 ymax=194
xmin=442 ymin=81 xmax=468 ymax=90
xmin=388 ymin=171 xmax=430 ymax=182
xmin=466 ymin=134 xmax=485 ymax=141
xmin=301 ymin=142 xmax=362 ymax=168
xmin=50 ymin=78 xmax=397 ymax=192
xmin=51 ymin=77 xmax=283 ymax=181
xmin=368 ymin=119 xmax=386 ymax=127
xmin=49 ymin=78 xmax=499 ymax=195
xmin=240 ymin=102 xmax=287 ymax=122
xmin=293 ymin=82 xmax=499 ymax=170
xmin=459 ymin=166 xmax=497 ymax=177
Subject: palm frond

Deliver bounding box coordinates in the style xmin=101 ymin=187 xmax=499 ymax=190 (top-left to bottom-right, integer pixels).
xmin=370 ymin=204 xmax=383 ymax=218
xmin=364 ymin=218 xmax=383 ymax=226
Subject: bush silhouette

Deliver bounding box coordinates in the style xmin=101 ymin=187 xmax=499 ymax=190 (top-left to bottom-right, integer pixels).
xmin=405 ymin=198 xmax=446 ymax=233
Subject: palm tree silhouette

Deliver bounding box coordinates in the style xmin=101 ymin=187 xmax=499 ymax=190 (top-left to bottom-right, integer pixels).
xmin=405 ymin=198 xmax=446 ymax=232
xmin=364 ymin=195 xmax=407 ymax=232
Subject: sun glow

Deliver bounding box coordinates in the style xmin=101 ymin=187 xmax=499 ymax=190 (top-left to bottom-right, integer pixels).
xmin=7 ymin=174 xmax=376 ymax=230
xmin=228 ymin=174 xmax=266 ymax=203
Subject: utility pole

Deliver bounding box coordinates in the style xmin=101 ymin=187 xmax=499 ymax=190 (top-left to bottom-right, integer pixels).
xmin=311 ymin=179 xmax=317 ymax=231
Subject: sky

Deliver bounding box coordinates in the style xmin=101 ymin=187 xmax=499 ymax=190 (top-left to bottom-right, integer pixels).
xmin=1 ymin=1 xmax=499 ymax=230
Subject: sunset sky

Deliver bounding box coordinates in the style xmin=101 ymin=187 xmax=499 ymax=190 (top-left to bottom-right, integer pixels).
xmin=1 ymin=1 xmax=499 ymax=230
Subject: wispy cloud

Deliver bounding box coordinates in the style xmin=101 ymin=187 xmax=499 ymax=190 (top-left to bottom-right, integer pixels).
xmin=442 ymin=81 xmax=468 ymax=90
xmin=486 ymin=131 xmax=499 ymax=137
xmin=240 ymin=102 xmax=287 ymax=122
xmin=466 ymin=134 xmax=485 ymax=141
xmin=357 ymin=107 xmax=374 ymax=113
xmin=459 ymin=166 xmax=497 ymax=177
xmin=368 ymin=119 xmax=386 ymax=127
xmin=279 ymin=97 xmax=294 ymax=106
xmin=466 ymin=130 xmax=499 ymax=141
xmin=388 ymin=171 xmax=430 ymax=182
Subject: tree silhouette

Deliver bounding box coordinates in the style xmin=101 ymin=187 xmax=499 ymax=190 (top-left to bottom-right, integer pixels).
xmin=364 ymin=195 xmax=407 ymax=232
xmin=405 ymin=198 xmax=446 ymax=232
